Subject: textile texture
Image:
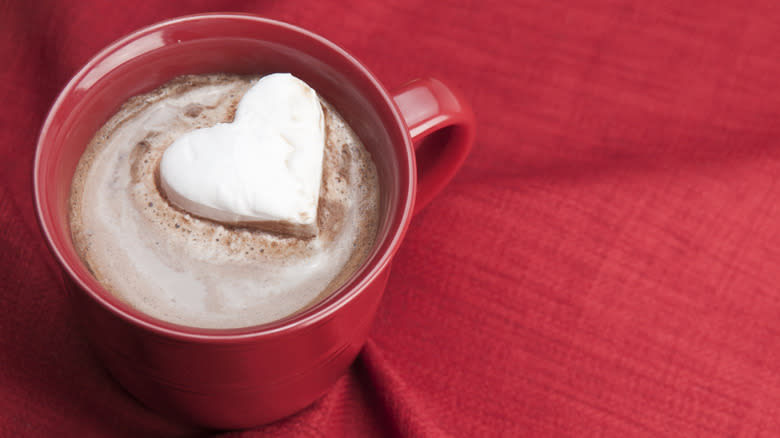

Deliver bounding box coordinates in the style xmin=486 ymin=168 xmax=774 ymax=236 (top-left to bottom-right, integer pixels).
xmin=3 ymin=0 xmax=780 ymax=436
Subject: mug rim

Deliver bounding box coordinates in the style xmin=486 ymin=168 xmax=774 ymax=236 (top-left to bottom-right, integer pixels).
xmin=33 ymin=12 xmax=415 ymax=342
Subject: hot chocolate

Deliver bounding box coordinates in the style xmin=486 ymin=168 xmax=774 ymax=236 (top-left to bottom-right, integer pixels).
xmin=69 ymin=73 xmax=380 ymax=329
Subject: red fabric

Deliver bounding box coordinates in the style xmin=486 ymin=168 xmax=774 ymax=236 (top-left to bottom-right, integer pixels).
xmin=4 ymin=0 xmax=780 ymax=436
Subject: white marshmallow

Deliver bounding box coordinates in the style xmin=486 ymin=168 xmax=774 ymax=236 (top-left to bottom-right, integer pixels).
xmin=159 ymin=73 xmax=325 ymax=230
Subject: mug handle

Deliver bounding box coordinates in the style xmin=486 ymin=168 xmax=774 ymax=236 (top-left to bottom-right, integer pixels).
xmin=392 ymin=78 xmax=476 ymax=215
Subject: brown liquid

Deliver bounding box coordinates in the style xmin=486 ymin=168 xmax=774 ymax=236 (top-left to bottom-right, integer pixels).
xmin=69 ymin=74 xmax=380 ymax=329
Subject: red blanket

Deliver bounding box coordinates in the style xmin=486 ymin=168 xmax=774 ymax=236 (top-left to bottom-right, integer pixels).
xmin=3 ymin=1 xmax=780 ymax=436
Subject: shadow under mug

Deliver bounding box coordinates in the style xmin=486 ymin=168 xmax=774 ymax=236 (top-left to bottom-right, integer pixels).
xmin=33 ymin=13 xmax=475 ymax=429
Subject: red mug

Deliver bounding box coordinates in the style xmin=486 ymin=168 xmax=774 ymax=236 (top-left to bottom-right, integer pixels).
xmin=33 ymin=13 xmax=474 ymax=429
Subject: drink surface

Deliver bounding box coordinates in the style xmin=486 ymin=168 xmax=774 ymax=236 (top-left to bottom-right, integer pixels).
xmin=69 ymin=74 xmax=380 ymax=329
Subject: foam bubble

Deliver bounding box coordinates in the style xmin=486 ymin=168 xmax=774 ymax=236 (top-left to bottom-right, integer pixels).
xmin=69 ymin=74 xmax=380 ymax=329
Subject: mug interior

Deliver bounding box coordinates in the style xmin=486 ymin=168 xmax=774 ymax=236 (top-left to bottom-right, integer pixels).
xmin=34 ymin=14 xmax=414 ymax=338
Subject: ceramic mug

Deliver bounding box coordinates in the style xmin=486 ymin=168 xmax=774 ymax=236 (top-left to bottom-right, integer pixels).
xmin=33 ymin=13 xmax=474 ymax=429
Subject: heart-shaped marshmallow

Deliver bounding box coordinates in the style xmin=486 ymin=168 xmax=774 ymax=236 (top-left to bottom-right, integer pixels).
xmin=159 ymin=73 xmax=325 ymax=237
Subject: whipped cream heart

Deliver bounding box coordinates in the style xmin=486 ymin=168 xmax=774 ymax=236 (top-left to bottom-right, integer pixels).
xmin=159 ymin=73 xmax=325 ymax=237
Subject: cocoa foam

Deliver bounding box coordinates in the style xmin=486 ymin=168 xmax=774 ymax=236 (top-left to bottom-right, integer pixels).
xmin=69 ymin=74 xmax=380 ymax=329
